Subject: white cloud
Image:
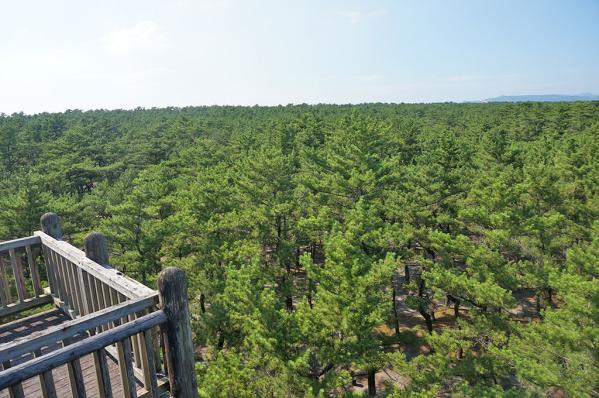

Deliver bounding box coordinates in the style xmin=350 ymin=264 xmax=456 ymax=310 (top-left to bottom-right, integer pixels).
xmin=101 ymin=21 xmax=167 ymax=53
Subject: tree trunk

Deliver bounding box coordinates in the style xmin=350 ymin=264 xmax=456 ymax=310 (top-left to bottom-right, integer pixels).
xmin=367 ymin=368 xmax=376 ymax=397
xmin=392 ymin=277 xmax=400 ymax=335
xmin=447 ymin=295 xmax=460 ymax=319
xmin=199 ymin=293 xmax=206 ymax=314
xmin=418 ymin=279 xmax=433 ymax=334
xmin=404 ymin=264 xmax=410 ymax=283
xmin=546 ymin=287 xmax=555 ymax=308
xmin=453 ymin=299 xmax=459 ymax=318
xmin=419 ymin=307 xmax=433 ymax=333
xmin=217 ymin=332 xmax=225 ymax=350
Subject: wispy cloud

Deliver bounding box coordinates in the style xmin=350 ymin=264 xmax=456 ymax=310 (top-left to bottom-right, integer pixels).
xmin=339 ymin=8 xmax=388 ymax=24
xmin=101 ymin=21 xmax=167 ymax=53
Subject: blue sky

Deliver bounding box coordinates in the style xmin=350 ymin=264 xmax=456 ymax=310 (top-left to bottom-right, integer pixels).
xmin=1 ymin=0 xmax=598 ymax=113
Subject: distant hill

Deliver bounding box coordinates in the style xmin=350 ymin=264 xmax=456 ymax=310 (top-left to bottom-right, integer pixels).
xmin=485 ymin=93 xmax=599 ymax=102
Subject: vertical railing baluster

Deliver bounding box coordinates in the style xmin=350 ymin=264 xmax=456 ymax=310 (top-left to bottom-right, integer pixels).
xmin=94 ymin=348 xmax=113 ymax=398
xmin=142 ymin=328 xmax=159 ymax=398
xmin=25 ymin=245 xmax=42 ymax=297
xmin=9 ymin=249 xmax=27 ymax=303
xmin=34 ymin=349 xmax=57 ymax=398
xmin=0 ymin=257 xmax=11 ymax=306
xmin=2 ymin=360 xmax=25 ymax=398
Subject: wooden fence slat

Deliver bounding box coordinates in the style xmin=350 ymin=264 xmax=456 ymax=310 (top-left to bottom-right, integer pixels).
xmin=93 ymin=349 xmax=113 ymax=398
xmin=41 ymin=246 xmax=57 ymax=300
xmin=0 ymin=257 xmax=10 ymax=306
xmin=60 ymin=256 xmax=78 ymax=317
xmin=120 ymin=337 xmax=138 ymax=398
xmin=66 ymin=259 xmax=83 ymax=317
xmin=9 ymin=249 xmax=27 ymax=303
xmin=64 ymin=338 xmax=87 ymax=398
xmin=50 ymin=250 xmax=67 ymax=307
xmin=142 ymin=329 xmax=159 ymax=398
xmin=129 ymin=312 xmax=143 ymax=371
xmin=26 ymin=245 xmax=43 ymax=297
xmin=95 ymin=279 xmax=108 ymax=333
xmin=2 ymin=361 xmax=25 ymax=398
xmin=34 ymin=348 xmax=57 ymax=398
xmin=77 ymin=267 xmax=91 ymax=315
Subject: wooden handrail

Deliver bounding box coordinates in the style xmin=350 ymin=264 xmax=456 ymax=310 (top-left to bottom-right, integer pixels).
xmin=0 ymin=294 xmax=158 ymax=363
xmin=35 ymin=231 xmax=156 ymax=299
xmin=0 ymin=310 xmax=167 ymax=390
xmin=0 ymin=236 xmax=41 ymax=254
xmin=0 ymin=235 xmax=46 ymax=317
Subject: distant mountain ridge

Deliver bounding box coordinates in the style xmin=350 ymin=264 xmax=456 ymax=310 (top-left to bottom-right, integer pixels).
xmin=484 ymin=93 xmax=599 ymax=102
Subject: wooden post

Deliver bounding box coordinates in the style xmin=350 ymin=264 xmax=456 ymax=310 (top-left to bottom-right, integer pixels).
xmin=40 ymin=212 xmax=62 ymax=240
xmin=84 ymin=232 xmax=110 ymax=267
xmin=157 ymin=267 xmax=198 ymax=398
xmin=40 ymin=213 xmax=62 ymax=302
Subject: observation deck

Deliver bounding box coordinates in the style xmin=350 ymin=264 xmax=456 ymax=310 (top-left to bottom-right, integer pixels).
xmin=0 ymin=213 xmax=197 ymax=398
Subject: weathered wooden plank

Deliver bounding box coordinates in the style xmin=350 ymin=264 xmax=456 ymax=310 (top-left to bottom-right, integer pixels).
xmin=0 ymin=295 xmax=157 ymax=363
xmin=76 ymin=267 xmax=91 ymax=316
xmin=141 ymin=329 xmax=159 ymax=398
xmin=151 ymin=326 xmax=161 ymax=374
xmin=7 ymin=250 xmax=25 ymax=304
xmin=120 ymin=338 xmax=137 ymax=398
xmin=0 ymin=236 xmax=41 ymax=254
xmin=49 ymin=250 xmax=68 ymax=310
xmin=0 ymin=311 xmax=166 ymax=390
xmin=1 ymin=361 xmax=25 ymax=398
xmin=41 ymin=245 xmax=57 ymax=300
xmin=54 ymin=251 xmax=75 ymax=318
xmin=86 ymin=273 xmax=100 ymax=323
xmin=93 ymin=348 xmax=113 ymax=398
xmin=96 ymin=279 xmax=108 ymax=333
xmin=129 ymin=313 xmax=143 ymax=372
xmin=66 ymin=259 xmax=83 ymax=317
xmin=0 ymin=257 xmax=10 ymax=306
xmin=58 ymin=254 xmax=77 ymax=317
xmin=34 ymin=349 xmax=57 ymax=398
xmin=109 ymin=288 xmax=134 ymax=397
xmin=8 ymin=250 xmax=27 ymax=303
xmin=0 ymin=295 xmax=52 ymax=318
xmin=35 ymin=232 xmax=156 ymax=299
xmin=62 ymin=337 xmax=87 ymax=398
xmin=25 ymin=245 xmax=43 ymax=297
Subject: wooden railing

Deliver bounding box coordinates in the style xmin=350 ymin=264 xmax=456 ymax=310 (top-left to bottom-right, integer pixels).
xmin=0 ymin=235 xmax=50 ymax=318
xmin=0 ymin=213 xmax=197 ymax=398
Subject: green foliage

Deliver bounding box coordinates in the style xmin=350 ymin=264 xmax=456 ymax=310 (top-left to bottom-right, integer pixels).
xmin=1 ymin=102 xmax=597 ymax=396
